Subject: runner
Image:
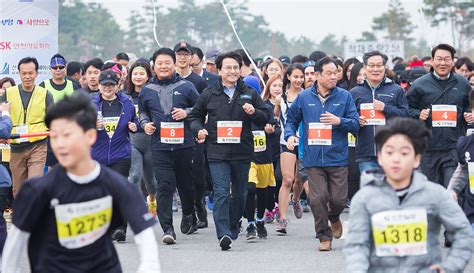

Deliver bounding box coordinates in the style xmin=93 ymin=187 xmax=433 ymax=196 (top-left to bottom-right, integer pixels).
xmin=76 ymin=58 xmax=103 ymax=95
xmin=2 ymin=92 xmax=160 ymax=273
xmin=188 ymin=51 xmax=271 ymax=250
xmin=286 ymin=56 xmax=359 ymax=251
xmin=345 ymin=117 xmax=472 ymax=272
xmin=139 ymin=47 xmax=200 ymax=244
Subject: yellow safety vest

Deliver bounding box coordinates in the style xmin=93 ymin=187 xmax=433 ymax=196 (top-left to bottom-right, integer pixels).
xmin=6 ymin=86 xmax=48 ymax=144
xmin=43 ymin=79 xmax=74 ymax=102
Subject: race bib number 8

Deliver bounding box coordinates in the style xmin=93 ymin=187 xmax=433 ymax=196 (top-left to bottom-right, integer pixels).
xmin=252 ymin=130 xmax=266 ymax=152
xmin=103 ymin=117 xmax=120 ymax=138
xmin=371 ymin=209 xmax=428 ymax=257
xmin=217 ymin=121 xmax=242 ymax=143
xmin=160 ymin=122 xmax=184 ymax=144
xmin=308 ymin=123 xmax=332 ymax=146
xmin=55 ymin=196 xmax=112 ymax=249
xmin=360 ymin=103 xmax=385 ymax=125
xmin=432 ymin=105 xmax=457 ymax=127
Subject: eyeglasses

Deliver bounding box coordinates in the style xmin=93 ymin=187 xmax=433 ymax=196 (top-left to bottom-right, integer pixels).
xmin=176 ymin=52 xmax=191 ymax=58
xmin=222 ymin=65 xmax=240 ymax=71
xmin=51 ymin=66 xmax=65 ymax=71
xmin=366 ymin=64 xmax=384 ymax=70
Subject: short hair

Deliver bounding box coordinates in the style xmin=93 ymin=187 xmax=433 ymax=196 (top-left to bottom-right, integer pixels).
xmin=0 ymin=77 xmax=16 ymax=88
xmin=152 ymin=47 xmax=176 ymax=64
xmin=67 ymin=61 xmax=83 ymax=76
xmin=102 ymin=62 xmax=122 ymax=71
xmin=18 ymin=57 xmax=39 ymax=71
xmin=215 ymin=51 xmax=243 ymax=71
xmin=309 ymin=51 xmax=327 ymax=62
xmin=116 ymin=52 xmax=129 ymax=61
xmin=334 ymin=58 xmax=343 ymax=68
xmin=234 ymin=49 xmax=252 ymax=67
xmin=421 ymin=56 xmax=432 ymax=62
xmin=455 ymin=57 xmax=473 ymax=71
xmin=84 ymin=58 xmax=104 ymax=73
xmin=193 ymin=47 xmax=204 ymax=61
xmin=392 ymin=56 xmax=403 ymax=64
xmin=45 ymin=92 xmax=97 ymax=131
xmin=431 ymin=43 xmax=456 ymax=59
xmin=314 ymin=56 xmax=338 ymax=73
xmin=363 ymin=51 xmax=388 ymax=65
xmin=291 ymin=55 xmax=308 ymax=64
xmin=374 ymin=117 xmax=430 ymax=156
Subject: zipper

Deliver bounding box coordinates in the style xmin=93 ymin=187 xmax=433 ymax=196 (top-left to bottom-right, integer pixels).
xmin=372 ymin=89 xmax=377 ymax=157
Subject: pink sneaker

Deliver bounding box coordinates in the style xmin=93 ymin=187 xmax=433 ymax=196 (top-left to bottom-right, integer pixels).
xmin=264 ymin=211 xmax=274 ymax=223
xmin=273 ymin=207 xmax=280 ymax=223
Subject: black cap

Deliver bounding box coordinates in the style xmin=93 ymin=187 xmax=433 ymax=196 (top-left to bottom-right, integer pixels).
xmin=409 ymin=66 xmax=428 ymax=83
xmin=173 ymin=40 xmax=193 ymax=54
xmin=279 ymin=55 xmax=290 ymax=65
xmin=99 ymin=69 xmax=119 ymax=85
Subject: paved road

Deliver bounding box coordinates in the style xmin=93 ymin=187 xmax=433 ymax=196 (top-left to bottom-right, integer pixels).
xmin=14 ymin=207 xmax=474 ymax=272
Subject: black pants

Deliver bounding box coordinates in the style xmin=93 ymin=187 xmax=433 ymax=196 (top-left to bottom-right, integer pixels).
xmin=245 ymin=183 xmax=267 ymax=222
xmin=266 ymin=158 xmax=282 ymax=211
xmin=153 ymin=148 xmax=195 ymax=233
xmin=421 ymin=149 xmax=457 ymax=188
xmin=108 ymin=158 xmax=131 ymax=233
xmin=192 ymin=143 xmax=207 ymax=210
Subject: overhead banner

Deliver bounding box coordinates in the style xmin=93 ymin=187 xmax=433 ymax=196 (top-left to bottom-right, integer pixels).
xmin=0 ymin=0 xmax=59 ymax=84
xmin=344 ymin=41 xmax=405 ymax=64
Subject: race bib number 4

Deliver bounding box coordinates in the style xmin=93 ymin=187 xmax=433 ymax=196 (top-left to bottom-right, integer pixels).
xmin=467 ymin=162 xmax=474 ymax=194
xmin=103 ymin=117 xmax=120 ymax=138
xmin=432 ymin=105 xmax=457 ymax=127
xmin=308 ymin=123 xmax=332 ymax=146
xmin=217 ymin=121 xmax=242 ymax=143
xmin=372 ymin=209 xmax=428 ymax=257
xmin=252 ymin=130 xmax=266 ymax=152
xmin=55 ymin=196 xmax=112 ymax=249
xmin=360 ymin=103 xmax=385 ymax=125
xmin=160 ymin=122 xmax=184 ymax=144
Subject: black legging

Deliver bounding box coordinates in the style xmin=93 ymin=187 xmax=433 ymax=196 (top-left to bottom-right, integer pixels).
xmin=245 ymin=183 xmax=268 ymax=222
xmin=266 ymin=158 xmax=282 ymax=211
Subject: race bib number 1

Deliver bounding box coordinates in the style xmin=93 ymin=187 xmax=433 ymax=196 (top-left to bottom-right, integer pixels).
xmin=308 ymin=123 xmax=332 ymax=146
xmin=360 ymin=103 xmax=385 ymax=125
xmin=160 ymin=122 xmax=184 ymax=144
xmin=467 ymin=162 xmax=474 ymax=194
xmin=432 ymin=105 xmax=457 ymax=127
xmin=217 ymin=121 xmax=242 ymax=143
xmin=252 ymin=130 xmax=266 ymax=152
xmin=371 ymin=209 xmax=428 ymax=257
xmin=55 ymin=196 xmax=113 ymax=249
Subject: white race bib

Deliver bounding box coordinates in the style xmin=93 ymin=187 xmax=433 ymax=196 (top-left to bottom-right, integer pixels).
xmin=252 ymin=130 xmax=266 ymax=152
xmin=15 ymin=125 xmax=28 ymax=143
xmin=217 ymin=121 xmax=242 ymax=144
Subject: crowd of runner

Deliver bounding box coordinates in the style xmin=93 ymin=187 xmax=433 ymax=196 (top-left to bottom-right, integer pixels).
xmin=0 ymin=41 xmax=473 ymax=272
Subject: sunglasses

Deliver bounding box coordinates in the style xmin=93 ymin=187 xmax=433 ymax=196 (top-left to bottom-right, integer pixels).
xmin=51 ymin=66 xmax=65 ymax=71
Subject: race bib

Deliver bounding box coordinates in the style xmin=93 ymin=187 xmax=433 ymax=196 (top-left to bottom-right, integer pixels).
xmin=103 ymin=117 xmax=120 ymax=138
xmin=0 ymin=144 xmax=10 ymax=162
xmin=467 ymin=162 xmax=474 ymax=194
xmin=432 ymin=105 xmax=457 ymax=127
xmin=217 ymin=121 xmax=242 ymax=143
xmin=348 ymin=133 xmax=356 ymax=148
xmin=134 ymin=105 xmax=139 ymax=117
xmin=55 ymin=196 xmax=113 ymax=249
xmin=308 ymin=123 xmax=332 ymax=146
xmin=252 ymin=130 xmax=266 ymax=152
xmin=160 ymin=122 xmax=184 ymax=144
xmin=372 ymin=209 xmax=428 ymax=257
xmin=360 ymin=103 xmax=385 ymax=126
xmin=15 ymin=125 xmax=28 ymax=143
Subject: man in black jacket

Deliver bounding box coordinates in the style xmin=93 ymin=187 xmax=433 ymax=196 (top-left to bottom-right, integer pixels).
xmin=188 ymin=51 xmax=271 ymax=251
xmin=407 ymin=43 xmax=472 ymax=188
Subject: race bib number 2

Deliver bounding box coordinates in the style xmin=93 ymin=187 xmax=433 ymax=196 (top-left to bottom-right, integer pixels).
xmin=371 ymin=209 xmax=428 ymax=257
xmin=217 ymin=121 xmax=242 ymax=143
xmin=55 ymin=196 xmax=113 ymax=249
xmin=432 ymin=105 xmax=457 ymax=127
xmin=308 ymin=123 xmax=332 ymax=146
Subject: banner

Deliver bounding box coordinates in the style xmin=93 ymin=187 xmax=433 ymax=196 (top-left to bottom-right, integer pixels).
xmin=0 ymin=0 xmax=59 ymax=84
xmin=344 ymin=41 xmax=404 ymax=64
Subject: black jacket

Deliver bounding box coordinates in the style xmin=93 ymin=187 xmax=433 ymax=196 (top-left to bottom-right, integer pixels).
xmin=406 ymin=72 xmax=470 ymax=151
xmin=189 ymin=79 xmax=271 ymax=161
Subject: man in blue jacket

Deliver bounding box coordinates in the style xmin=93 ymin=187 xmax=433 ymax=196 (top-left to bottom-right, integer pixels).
xmin=139 ymin=47 xmax=200 ymax=245
xmin=350 ymin=51 xmax=409 ymax=173
xmin=285 ymin=56 xmax=359 ymax=251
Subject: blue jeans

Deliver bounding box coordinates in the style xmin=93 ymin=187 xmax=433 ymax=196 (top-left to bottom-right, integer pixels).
xmin=358 ymin=160 xmax=380 ymax=174
xmin=208 ymin=160 xmax=250 ymax=239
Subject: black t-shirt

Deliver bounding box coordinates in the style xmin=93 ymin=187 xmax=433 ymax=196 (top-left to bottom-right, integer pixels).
xmin=252 ymin=103 xmax=278 ymax=164
xmin=264 ymin=100 xmax=281 ymax=161
xmin=12 ymin=165 xmax=156 ymax=273
xmin=185 ymin=72 xmax=207 ymax=94
xmin=76 ymin=85 xmax=99 ymax=96
xmin=101 ymin=97 xmax=122 ymax=117
xmin=39 ymin=79 xmax=67 ymax=91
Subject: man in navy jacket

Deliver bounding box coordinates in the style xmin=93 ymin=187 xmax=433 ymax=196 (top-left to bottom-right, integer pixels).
xmin=285 ymin=56 xmax=359 ymax=251
xmin=350 ymin=51 xmax=409 ymax=173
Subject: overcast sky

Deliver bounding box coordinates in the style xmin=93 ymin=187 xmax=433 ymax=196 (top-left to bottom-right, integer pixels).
xmin=86 ymin=0 xmax=451 ymax=48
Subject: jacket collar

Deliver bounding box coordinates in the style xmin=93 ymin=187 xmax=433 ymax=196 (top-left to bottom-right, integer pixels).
xmin=361 ymin=169 xmax=427 ymax=196
xmin=150 ymin=72 xmax=182 ymax=86
xmin=212 ymin=78 xmax=245 ymax=95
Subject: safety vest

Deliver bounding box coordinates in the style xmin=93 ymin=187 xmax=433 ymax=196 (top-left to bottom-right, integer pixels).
xmin=6 ymin=86 xmax=48 ymax=144
xmin=43 ymin=79 xmax=74 ymax=102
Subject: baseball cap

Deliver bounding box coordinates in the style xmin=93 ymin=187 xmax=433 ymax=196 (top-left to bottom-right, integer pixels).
xmin=50 ymin=54 xmax=67 ymax=67
xmin=173 ymin=40 xmax=193 ymax=54
xmin=205 ymin=49 xmax=221 ymax=64
xmin=279 ymin=55 xmax=290 ymax=65
xmin=99 ymin=69 xmax=119 ymax=85
xmin=409 ymin=66 xmax=427 ymax=83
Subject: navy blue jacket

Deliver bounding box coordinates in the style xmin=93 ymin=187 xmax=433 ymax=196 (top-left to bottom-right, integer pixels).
xmin=202 ymin=70 xmax=219 ymax=87
xmin=91 ymin=92 xmax=139 ymax=165
xmin=0 ymin=115 xmax=11 ymax=187
xmin=138 ymin=73 xmax=199 ymax=151
xmin=285 ymin=86 xmax=359 ymax=168
xmin=350 ymin=78 xmax=409 ymax=161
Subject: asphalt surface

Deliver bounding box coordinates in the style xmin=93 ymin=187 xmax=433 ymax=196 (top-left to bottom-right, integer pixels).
xmin=13 ymin=206 xmax=474 ymax=273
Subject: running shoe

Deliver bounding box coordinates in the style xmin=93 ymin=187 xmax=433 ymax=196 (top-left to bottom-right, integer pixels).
xmin=276 ymin=218 xmax=288 ymax=234
xmin=256 ymin=221 xmax=267 ymax=238
xmin=264 ymin=211 xmax=274 ymax=223
xmin=291 ymin=199 xmax=303 ymax=219
xmin=246 ymin=223 xmax=257 ymax=240
xmin=273 ymin=207 xmax=281 ymax=223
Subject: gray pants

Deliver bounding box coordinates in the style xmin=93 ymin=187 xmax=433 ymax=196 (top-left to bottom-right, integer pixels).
xmin=130 ymin=132 xmax=157 ymax=195
xmin=306 ymin=166 xmax=348 ymax=242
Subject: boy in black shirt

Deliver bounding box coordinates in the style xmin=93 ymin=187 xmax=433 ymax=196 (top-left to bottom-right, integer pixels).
xmin=2 ymin=92 xmax=160 ymax=273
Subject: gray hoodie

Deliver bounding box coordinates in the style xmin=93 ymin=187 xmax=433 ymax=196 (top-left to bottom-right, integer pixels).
xmin=344 ymin=170 xmax=472 ymax=273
